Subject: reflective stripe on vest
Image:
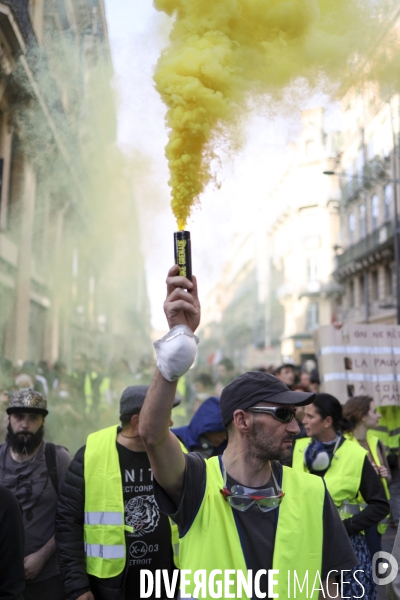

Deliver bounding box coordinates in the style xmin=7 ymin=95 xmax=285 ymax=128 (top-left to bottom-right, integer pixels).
xmin=339 ymin=500 xmax=367 ymax=515
xmin=178 ymin=456 xmax=324 ymax=600
xmin=85 ymin=543 xmax=125 ymax=559
xmin=84 ymin=512 xmax=123 ymax=525
xmin=293 ymin=437 xmax=367 ymax=516
xmin=84 ymin=425 xmax=127 ymax=578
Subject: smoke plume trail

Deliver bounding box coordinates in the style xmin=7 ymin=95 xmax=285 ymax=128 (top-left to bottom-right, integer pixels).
xmin=153 ymin=0 xmax=379 ymax=230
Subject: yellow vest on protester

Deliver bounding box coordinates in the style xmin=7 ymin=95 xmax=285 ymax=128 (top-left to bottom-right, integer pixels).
xmin=345 ymin=430 xmax=391 ymax=534
xmin=84 ymin=425 xmax=180 ymax=578
xmin=85 ymin=373 xmax=111 ymax=414
xmin=370 ymin=406 xmax=400 ymax=455
xmin=178 ymin=456 xmax=324 ymax=600
xmin=84 ymin=373 xmax=94 ymax=415
xmin=293 ymin=437 xmax=367 ymax=520
xmin=387 ymin=406 xmax=400 ymax=453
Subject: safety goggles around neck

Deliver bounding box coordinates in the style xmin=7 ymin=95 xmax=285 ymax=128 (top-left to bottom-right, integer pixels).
xmin=219 ymin=456 xmax=285 ymax=513
xmin=247 ymin=406 xmax=296 ymax=423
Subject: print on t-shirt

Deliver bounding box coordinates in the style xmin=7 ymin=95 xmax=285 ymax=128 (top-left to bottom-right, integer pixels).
xmin=126 ymin=495 xmax=160 ymax=537
xmin=117 ymin=444 xmax=174 ymax=599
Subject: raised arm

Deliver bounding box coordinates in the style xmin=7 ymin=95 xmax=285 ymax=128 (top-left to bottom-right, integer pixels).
xmin=139 ymin=265 xmax=201 ymax=507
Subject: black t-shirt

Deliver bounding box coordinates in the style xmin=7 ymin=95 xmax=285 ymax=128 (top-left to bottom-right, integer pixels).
xmin=154 ymin=453 xmax=358 ymax=599
xmin=117 ymin=443 xmax=174 ymax=600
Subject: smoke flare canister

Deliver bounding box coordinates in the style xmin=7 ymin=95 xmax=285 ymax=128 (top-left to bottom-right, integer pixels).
xmin=174 ymin=231 xmax=192 ymax=281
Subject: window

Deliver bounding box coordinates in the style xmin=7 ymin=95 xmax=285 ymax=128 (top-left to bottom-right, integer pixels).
xmin=359 ymin=275 xmax=365 ymax=306
xmin=384 ymin=184 xmax=392 ymax=221
xmin=371 ymin=194 xmax=379 ymax=230
xmin=349 ymin=279 xmax=355 ymax=307
xmin=348 ymin=213 xmax=355 ymax=244
xmin=385 ymin=265 xmax=393 ymax=297
xmin=359 ymin=204 xmax=367 ymax=239
xmin=371 ymin=270 xmax=379 ymax=301
xmin=306 ymin=303 xmax=319 ymax=331
xmin=307 ymin=257 xmax=318 ymax=283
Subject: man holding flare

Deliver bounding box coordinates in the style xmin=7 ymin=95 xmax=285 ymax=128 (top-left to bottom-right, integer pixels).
xmin=139 ymin=266 xmax=359 ymax=600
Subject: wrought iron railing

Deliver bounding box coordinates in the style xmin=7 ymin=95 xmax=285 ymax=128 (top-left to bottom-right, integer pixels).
xmin=336 ymin=221 xmax=394 ymax=269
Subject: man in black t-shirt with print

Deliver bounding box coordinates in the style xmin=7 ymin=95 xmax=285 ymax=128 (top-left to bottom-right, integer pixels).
xmin=56 ymin=386 xmax=180 ymax=600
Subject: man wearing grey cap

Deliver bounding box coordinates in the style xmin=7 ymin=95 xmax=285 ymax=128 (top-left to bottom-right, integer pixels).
xmin=0 ymin=388 xmax=71 ymax=600
xmin=139 ymin=266 xmax=359 ymax=600
xmin=55 ymin=385 xmax=181 ymax=600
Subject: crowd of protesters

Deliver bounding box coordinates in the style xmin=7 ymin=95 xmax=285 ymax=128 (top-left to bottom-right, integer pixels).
xmin=0 ymin=354 xmax=159 ymax=454
xmin=1 ymin=342 xmax=400 ymax=599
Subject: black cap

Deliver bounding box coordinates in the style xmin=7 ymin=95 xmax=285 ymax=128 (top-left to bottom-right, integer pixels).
xmin=274 ymin=363 xmax=295 ymax=374
xmin=220 ymin=372 xmax=315 ymax=426
xmin=119 ymin=385 xmax=181 ymax=417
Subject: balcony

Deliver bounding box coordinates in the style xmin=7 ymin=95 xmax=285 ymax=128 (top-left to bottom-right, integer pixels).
xmin=340 ymin=155 xmax=390 ymax=205
xmin=362 ymin=155 xmax=390 ymax=182
xmin=334 ymin=221 xmax=394 ymax=279
xmin=340 ymin=177 xmax=363 ymax=205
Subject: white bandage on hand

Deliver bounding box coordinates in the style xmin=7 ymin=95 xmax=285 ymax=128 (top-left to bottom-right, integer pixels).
xmin=154 ymin=324 xmax=199 ymax=382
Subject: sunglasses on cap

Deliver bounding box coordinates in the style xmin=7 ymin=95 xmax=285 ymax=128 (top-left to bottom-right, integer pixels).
xmin=247 ymin=406 xmax=296 ymax=423
xmin=219 ymin=456 xmax=285 ymax=513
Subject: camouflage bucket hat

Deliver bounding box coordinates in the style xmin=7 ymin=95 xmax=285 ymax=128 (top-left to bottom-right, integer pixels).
xmin=6 ymin=389 xmax=48 ymax=416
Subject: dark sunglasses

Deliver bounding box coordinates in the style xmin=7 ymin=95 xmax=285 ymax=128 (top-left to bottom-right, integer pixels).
xmin=247 ymin=406 xmax=296 ymax=423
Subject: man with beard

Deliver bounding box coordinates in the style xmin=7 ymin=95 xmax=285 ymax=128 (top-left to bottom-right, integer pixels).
xmin=0 ymin=389 xmax=71 ymax=600
xmin=139 ymin=266 xmax=359 ymax=600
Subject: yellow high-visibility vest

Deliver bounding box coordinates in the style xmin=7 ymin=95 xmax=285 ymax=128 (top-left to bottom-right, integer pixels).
xmin=84 ymin=425 xmax=179 ymax=578
xmin=178 ymin=456 xmax=325 ymax=599
xmin=293 ymin=437 xmax=367 ymax=520
xmin=345 ymin=430 xmax=390 ymax=534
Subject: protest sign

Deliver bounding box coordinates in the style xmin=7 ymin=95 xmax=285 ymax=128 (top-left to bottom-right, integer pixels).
xmin=314 ymin=324 xmax=400 ymax=405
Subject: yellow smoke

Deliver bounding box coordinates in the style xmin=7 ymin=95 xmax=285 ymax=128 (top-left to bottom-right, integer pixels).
xmin=154 ymin=0 xmax=379 ymax=230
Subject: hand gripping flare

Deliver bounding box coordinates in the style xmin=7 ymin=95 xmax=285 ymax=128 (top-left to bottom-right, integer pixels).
xmin=154 ymin=324 xmax=199 ymax=382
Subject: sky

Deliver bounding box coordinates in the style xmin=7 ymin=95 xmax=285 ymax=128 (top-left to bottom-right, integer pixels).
xmin=104 ymin=1 xmax=338 ymax=332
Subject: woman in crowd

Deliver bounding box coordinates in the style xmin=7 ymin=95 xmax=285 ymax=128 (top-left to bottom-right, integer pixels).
xmin=343 ymin=395 xmax=391 ymax=556
xmin=292 ymin=393 xmax=389 ymax=599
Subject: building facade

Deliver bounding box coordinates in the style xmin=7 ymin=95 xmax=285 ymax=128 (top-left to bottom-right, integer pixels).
xmin=0 ymin=0 xmax=151 ymax=367
xmin=197 ymin=232 xmax=274 ymax=370
xmin=333 ymin=20 xmax=400 ymax=326
xmin=267 ymin=108 xmax=342 ymax=365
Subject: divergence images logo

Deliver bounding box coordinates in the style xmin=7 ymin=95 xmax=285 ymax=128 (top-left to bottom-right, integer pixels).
xmin=372 ymin=551 xmax=399 ymax=585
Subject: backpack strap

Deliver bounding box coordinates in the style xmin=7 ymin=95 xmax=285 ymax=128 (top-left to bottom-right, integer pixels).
xmin=45 ymin=442 xmax=58 ymax=494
